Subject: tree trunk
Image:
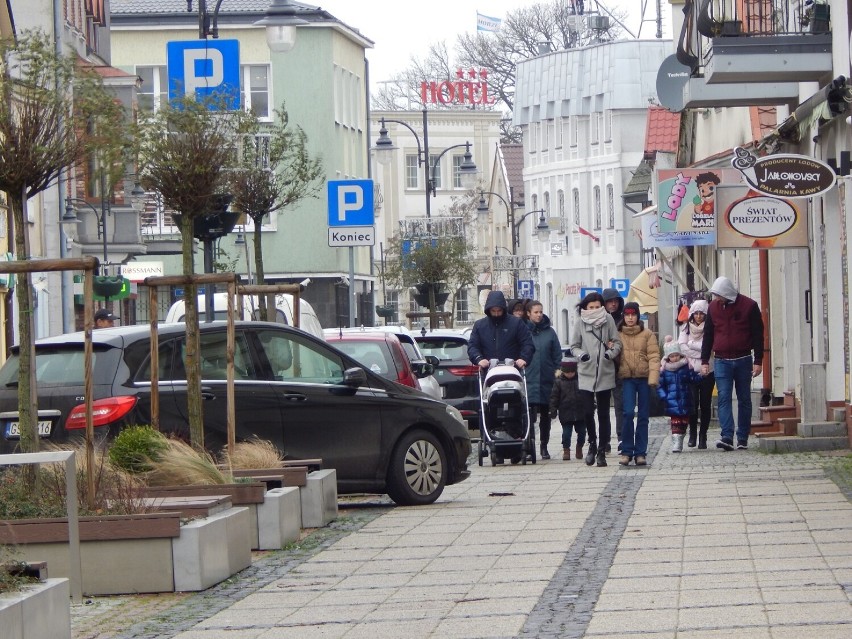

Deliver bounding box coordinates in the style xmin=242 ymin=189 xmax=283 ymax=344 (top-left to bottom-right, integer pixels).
xmin=253 ymin=223 xmax=267 ymax=320
xmin=10 ymin=192 xmax=38 ymax=455
xmin=180 ymin=216 xmax=204 ymax=451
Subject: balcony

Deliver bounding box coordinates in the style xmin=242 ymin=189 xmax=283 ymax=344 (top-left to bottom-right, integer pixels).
xmin=677 ymin=0 xmax=833 ymax=101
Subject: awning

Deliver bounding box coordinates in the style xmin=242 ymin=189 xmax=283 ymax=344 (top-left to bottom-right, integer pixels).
xmin=628 ymin=265 xmax=661 ymax=314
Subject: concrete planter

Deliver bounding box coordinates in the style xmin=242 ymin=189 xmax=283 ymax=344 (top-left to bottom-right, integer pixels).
xmin=0 ymin=509 xmax=251 ymax=595
xmin=0 ymin=578 xmax=71 ymax=639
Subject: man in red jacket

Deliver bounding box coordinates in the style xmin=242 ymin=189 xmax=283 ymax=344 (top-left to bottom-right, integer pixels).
xmin=700 ymin=276 xmax=764 ymax=451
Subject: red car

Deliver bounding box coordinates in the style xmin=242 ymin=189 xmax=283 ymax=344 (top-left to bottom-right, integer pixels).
xmin=324 ymin=331 xmax=423 ymax=392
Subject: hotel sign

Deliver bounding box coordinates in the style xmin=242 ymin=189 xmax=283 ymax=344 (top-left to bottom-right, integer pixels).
xmin=421 ymin=68 xmax=494 ymax=106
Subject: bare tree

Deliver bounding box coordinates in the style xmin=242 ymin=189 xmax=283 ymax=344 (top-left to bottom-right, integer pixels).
xmin=228 ymin=105 xmax=323 ymax=319
xmin=136 ymin=95 xmax=243 ymax=450
xmin=0 ymin=31 xmax=129 ymax=454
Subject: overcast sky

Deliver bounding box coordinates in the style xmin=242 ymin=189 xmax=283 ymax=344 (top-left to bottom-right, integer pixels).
xmin=315 ymin=0 xmax=673 ymax=86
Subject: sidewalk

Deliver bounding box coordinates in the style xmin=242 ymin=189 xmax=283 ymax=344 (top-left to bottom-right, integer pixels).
xmin=73 ymin=418 xmax=852 ymax=638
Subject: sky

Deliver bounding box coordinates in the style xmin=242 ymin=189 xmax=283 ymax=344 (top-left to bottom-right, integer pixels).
xmin=315 ymin=0 xmax=673 ymax=86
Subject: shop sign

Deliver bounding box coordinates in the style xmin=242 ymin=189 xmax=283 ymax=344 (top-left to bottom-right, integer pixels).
xmin=715 ymin=186 xmax=808 ymax=249
xmin=731 ymin=147 xmax=836 ymax=198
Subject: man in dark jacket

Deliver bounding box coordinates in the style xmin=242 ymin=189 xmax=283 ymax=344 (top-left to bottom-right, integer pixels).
xmin=602 ymin=287 xmax=625 ymax=452
xmin=700 ymin=276 xmax=764 ymax=451
xmin=468 ymin=291 xmax=535 ymax=369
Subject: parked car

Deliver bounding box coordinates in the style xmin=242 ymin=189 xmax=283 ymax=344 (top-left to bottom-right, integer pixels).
xmin=323 ymin=329 xmax=440 ymax=399
xmin=323 ymin=327 xmax=441 ymax=400
xmin=411 ymin=329 xmax=480 ymax=430
xmin=0 ymin=322 xmax=471 ymax=505
xmin=166 ymin=293 xmax=324 ymax=339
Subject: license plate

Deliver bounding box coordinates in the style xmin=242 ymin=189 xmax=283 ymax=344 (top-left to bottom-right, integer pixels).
xmin=5 ymin=420 xmax=52 ymax=439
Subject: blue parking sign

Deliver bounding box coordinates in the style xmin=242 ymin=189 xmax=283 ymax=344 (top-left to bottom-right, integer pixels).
xmin=167 ymin=40 xmax=241 ymax=109
xmin=328 ymin=180 xmax=374 ymax=227
xmin=517 ymin=279 xmax=535 ymax=298
xmin=610 ymin=278 xmax=630 ymax=298
xmin=580 ymin=287 xmax=603 ymax=299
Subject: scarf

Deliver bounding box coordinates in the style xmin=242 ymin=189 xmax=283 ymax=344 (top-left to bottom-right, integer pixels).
xmin=687 ymin=320 xmax=705 ymax=341
xmin=580 ymin=306 xmax=607 ymax=327
xmin=662 ymin=358 xmax=688 ymax=372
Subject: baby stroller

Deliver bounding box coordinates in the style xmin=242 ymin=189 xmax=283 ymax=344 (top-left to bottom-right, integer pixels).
xmin=477 ymin=359 xmax=536 ymax=466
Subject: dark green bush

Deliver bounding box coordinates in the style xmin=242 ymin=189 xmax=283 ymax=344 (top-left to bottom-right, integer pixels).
xmin=108 ymin=425 xmax=168 ymax=474
xmin=0 ymin=468 xmax=66 ymax=519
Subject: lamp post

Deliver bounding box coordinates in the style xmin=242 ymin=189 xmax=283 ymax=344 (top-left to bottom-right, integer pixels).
xmin=476 ymin=190 xmax=547 ymax=253
xmin=191 ymin=0 xmax=308 ymax=47
xmin=373 ymin=109 xmax=477 ymax=218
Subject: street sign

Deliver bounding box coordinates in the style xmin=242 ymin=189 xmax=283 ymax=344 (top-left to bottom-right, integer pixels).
xmin=166 ymin=40 xmax=240 ymax=108
xmin=328 ymin=180 xmax=374 ymax=227
xmin=580 ymin=287 xmax=602 ymax=299
xmin=610 ymin=278 xmax=630 ymax=298
xmin=517 ymin=279 xmax=535 ymax=298
xmin=328 ymin=226 xmax=375 ymax=247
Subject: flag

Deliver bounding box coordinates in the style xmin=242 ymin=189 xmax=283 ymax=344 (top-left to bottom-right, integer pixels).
xmin=477 ymin=11 xmax=501 ymax=33
xmin=577 ymin=226 xmax=600 ymax=242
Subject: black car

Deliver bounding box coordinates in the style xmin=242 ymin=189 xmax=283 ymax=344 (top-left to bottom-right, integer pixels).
xmin=0 ymin=322 xmax=471 ymax=505
xmin=412 ymin=329 xmax=480 ymax=430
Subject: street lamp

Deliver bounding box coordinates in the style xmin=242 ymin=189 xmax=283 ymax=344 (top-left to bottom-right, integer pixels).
xmin=191 ymin=0 xmax=308 ymax=49
xmin=373 ymin=109 xmax=477 ymax=218
xmin=476 ymin=189 xmax=546 ymax=254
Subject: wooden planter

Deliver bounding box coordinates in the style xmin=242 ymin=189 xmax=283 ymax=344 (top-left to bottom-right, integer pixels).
xmin=0 ymin=578 xmax=71 ymax=639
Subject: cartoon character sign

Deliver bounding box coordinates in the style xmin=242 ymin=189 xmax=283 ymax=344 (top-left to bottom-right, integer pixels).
xmin=655 ymin=169 xmax=742 ymax=246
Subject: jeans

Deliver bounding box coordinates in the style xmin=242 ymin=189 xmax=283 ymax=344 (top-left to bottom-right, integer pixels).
xmin=581 ymin=389 xmax=611 ymax=452
xmin=612 ymin=377 xmax=624 ymax=440
xmin=621 ymin=377 xmax=650 ymax=457
xmin=714 ymin=356 xmax=753 ymax=443
xmin=560 ymin=421 xmax=585 ymax=448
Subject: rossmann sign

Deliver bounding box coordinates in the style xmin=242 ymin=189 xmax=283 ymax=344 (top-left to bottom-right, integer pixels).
xmin=421 ymin=68 xmax=495 ymax=105
xmin=731 ymin=147 xmax=836 ymax=198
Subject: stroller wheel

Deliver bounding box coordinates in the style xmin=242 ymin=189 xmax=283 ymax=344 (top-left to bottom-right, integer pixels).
xmin=477 ymin=440 xmax=484 ymax=466
xmin=511 ymin=455 xmax=521 ymax=464
xmin=490 ymin=452 xmax=503 ymax=466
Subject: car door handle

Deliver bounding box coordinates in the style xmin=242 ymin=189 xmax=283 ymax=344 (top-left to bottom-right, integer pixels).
xmin=201 ymin=391 xmax=216 ymax=401
xmin=282 ymin=392 xmax=307 ymax=402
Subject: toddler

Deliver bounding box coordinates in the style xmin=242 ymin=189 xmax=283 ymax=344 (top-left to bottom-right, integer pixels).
xmin=657 ymin=341 xmax=702 ymax=452
xmin=549 ymin=357 xmax=585 ymax=460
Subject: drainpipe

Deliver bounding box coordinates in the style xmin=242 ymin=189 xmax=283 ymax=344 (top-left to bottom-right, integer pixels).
xmin=759 ymin=249 xmax=772 ymax=406
xmin=55 ymin=0 xmax=74 ymax=333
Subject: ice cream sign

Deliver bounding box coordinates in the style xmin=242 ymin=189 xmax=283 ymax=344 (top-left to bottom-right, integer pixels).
xmin=731 ymin=147 xmax=836 ymax=198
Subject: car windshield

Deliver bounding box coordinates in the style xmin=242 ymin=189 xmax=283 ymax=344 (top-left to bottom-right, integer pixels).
xmin=0 ymin=346 xmax=115 ymax=386
xmin=332 ymin=341 xmax=394 ymax=378
xmin=415 ymin=338 xmax=467 ymax=361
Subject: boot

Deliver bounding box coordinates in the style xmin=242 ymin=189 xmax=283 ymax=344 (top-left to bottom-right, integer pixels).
xmin=596 ymin=450 xmax=607 ymax=467
xmin=687 ymin=424 xmax=697 ymax=448
xmin=575 ymin=443 xmax=583 ymax=460
xmin=698 ymin=425 xmax=708 ymax=449
xmin=672 ymin=433 xmax=684 ymax=453
xmin=540 ymin=443 xmax=551 ymax=460
xmin=584 ymin=443 xmax=597 ymax=466
xmin=562 ymin=448 xmax=571 ymax=461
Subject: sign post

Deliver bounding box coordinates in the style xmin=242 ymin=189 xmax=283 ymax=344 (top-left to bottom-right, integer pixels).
xmin=327 ymin=180 xmax=375 ymax=327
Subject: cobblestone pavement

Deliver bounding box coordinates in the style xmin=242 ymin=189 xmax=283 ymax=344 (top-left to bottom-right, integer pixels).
xmin=72 ymin=418 xmax=852 ymax=638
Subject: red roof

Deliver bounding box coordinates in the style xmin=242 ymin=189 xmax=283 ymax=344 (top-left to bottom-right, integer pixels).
xmin=645 ymin=106 xmax=680 ymax=155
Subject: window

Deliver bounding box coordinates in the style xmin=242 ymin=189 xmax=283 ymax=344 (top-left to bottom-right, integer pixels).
xmin=607 ymin=184 xmax=615 ymax=229
xmin=590 ymin=113 xmax=600 ymax=145
xmin=555 ymin=117 xmax=564 ymax=148
xmin=455 ymin=289 xmax=470 ymax=323
xmin=199 ymin=332 xmax=256 ymax=380
xmin=543 ymin=120 xmax=551 ymax=150
xmin=604 ymin=110 xmax=612 ymax=142
xmin=558 ymin=190 xmax=566 ymax=233
xmin=544 ymin=192 xmax=550 ymax=215
xmin=429 ymin=154 xmax=441 ymax=190
xmin=573 ymin=188 xmax=580 ymax=228
xmin=530 ymin=195 xmax=538 ymax=235
xmin=452 ymin=155 xmax=466 ymax=188
xmin=593 ymin=186 xmax=602 ymax=230
xmin=529 ymin=122 xmax=537 ymax=152
xmin=136 ymin=65 xmax=167 ymax=112
xmin=257 ymin=330 xmax=344 ymax=383
xmin=405 ymin=155 xmax=419 ymax=189
xmin=571 ymin=117 xmax=579 ymax=147
xmin=241 ymin=65 xmax=270 ymax=119
xmin=385 ymin=290 xmax=399 ymax=320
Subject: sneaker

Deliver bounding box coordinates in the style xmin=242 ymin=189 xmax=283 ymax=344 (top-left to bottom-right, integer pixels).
xmin=736 ymin=440 xmax=749 ymax=450
xmin=618 ymin=455 xmax=631 ymax=466
xmin=671 ymin=434 xmax=684 ymax=453
xmin=634 ymin=455 xmax=647 ymax=466
xmin=716 ymin=438 xmax=735 ymax=451
xmin=562 ymin=448 xmax=571 ymax=461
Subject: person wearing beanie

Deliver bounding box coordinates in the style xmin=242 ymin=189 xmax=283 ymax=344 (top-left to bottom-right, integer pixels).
xmin=615 ymin=302 xmax=660 ymax=466
xmin=678 ymin=298 xmax=716 ymax=448
xmin=549 ymin=357 xmax=585 ymax=460
xmin=568 ymin=291 xmax=622 ymax=467
xmin=525 ymin=301 xmax=562 ymax=460
xmin=601 ymin=288 xmax=625 ymax=451
xmin=700 ymin=276 xmax=764 ymax=451
xmin=658 ymin=341 xmax=702 ymax=452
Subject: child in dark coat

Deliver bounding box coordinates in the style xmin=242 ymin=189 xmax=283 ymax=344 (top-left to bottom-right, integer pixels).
xmin=658 ymin=341 xmax=702 ymax=452
xmin=549 ymin=357 xmax=585 ymax=460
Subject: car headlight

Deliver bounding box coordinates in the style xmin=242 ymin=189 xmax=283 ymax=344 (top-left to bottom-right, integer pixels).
xmin=445 ymin=405 xmax=466 ymax=426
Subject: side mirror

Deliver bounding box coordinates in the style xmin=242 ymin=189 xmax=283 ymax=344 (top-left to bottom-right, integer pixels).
xmin=342 ymin=367 xmax=367 ymax=387
xmin=425 ymin=355 xmax=439 ymax=367
xmin=410 ymin=361 xmax=434 ymax=378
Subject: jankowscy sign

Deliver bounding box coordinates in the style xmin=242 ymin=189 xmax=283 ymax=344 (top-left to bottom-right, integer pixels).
xmin=730 ymin=147 xmax=836 ymax=198
xmin=421 ymin=68 xmax=494 ymax=106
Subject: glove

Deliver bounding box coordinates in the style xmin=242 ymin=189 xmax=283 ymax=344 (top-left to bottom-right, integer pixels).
xmin=581 ymin=353 xmax=590 ymax=362
xmin=604 ymin=353 xmax=610 ymax=360
xmin=549 ymin=411 xmax=557 ymax=420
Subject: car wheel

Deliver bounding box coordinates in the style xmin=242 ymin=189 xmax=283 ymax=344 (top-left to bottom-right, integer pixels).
xmin=386 ymin=429 xmax=447 ymax=506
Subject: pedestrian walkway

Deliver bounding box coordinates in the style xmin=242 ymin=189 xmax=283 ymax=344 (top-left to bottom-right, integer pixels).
xmin=85 ymin=418 xmax=852 ymax=638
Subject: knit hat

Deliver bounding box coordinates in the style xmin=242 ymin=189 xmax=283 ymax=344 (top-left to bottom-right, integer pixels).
xmin=663 ymin=340 xmax=682 ymax=361
xmin=689 ymin=299 xmax=709 ymax=317
xmin=623 ymin=302 xmax=640 ymax=316
xmin=561 ymin=357 xmax=578 ymax=372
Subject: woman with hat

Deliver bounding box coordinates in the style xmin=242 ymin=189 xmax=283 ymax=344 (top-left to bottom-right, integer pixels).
xmin=678 ymin=299 xmax=715 ymax=448
xmin=616 ymin=302 xmax=660 ymax=466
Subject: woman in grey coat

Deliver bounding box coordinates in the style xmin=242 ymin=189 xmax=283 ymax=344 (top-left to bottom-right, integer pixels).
xmin=569 ymin=291 xmax=622 ymax=467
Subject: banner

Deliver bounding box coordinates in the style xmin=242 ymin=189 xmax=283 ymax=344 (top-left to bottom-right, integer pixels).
xmin=655 ymin=168 xmax=743 ymax=246
xmin=715 ymin=186 xmax=808 ymax=249
xmin=477 ymin=12 xmax=501 ymax=32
